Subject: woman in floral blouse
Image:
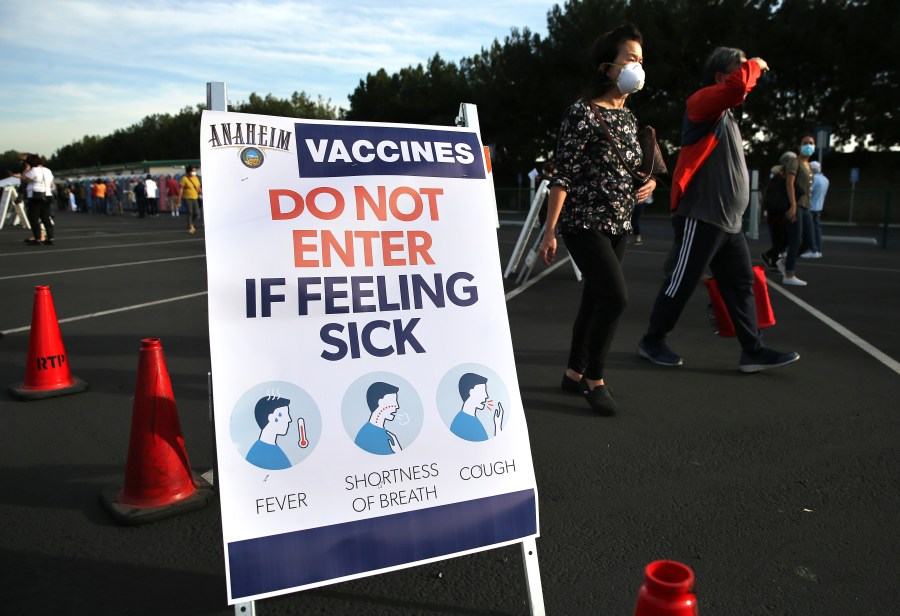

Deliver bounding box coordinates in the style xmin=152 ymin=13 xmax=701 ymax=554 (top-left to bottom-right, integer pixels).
xmin=538 ymin=23 xmax=657 ymax=415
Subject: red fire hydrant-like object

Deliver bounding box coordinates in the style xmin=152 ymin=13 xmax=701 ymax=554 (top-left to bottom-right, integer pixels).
xmin=633 ymin=560 xmax=698 ymax=616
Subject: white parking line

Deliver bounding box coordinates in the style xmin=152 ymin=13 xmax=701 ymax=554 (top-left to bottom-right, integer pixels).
xmin=0 ymin=238 xmax=200 ymax=257
xmin=1 ymin=292 xmax=209 ymax=335
xmin=761 ymin=282 xmax=899 ymax=376
xmin=0 ymin=254 xmax=205 ymax=281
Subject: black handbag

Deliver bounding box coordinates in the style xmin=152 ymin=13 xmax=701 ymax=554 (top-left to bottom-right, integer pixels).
xmin=589 ymin=101 xmax=667 ymax=184
xmin=763 ymin=174 xmax=803 ymax=215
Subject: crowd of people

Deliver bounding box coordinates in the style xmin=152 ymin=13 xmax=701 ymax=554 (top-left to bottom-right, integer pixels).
xmin=4 ymin=162 xmax=203 ymax=244
xmin=61 ymin=172 xmax=200 ymax=223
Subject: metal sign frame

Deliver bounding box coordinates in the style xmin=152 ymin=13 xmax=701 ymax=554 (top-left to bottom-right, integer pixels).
xmin=0 ymin=186 xmax=30 ymax=231
xmin=503 ymin=179 xmax=581 ymax=285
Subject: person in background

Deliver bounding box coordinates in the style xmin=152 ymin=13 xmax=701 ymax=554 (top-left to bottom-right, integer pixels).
xmin=165 ymin=175 xmax=181 ymax=217
xmin=778 ymin=134 xmax=815 ymax=285
xmin=631 ymin=192 xmax=652 ymax=245
xmin=804 ymin=160 xmax=828 ymax=259
xmin=91 ymin=178 xmax=106 ymax=215
xmin=760 ymin=152 xmax=795 ymax=271
xmin=179 ymin=166 xmax=202 ymax=234
xmin=12 ymin=154 xmax=55 ymax=245
xmin=124 ymin=179 xmax=135 ymax=213
xmin=105 ymin=178 xmax=120 ymax=215
xmin=536 ymin=160 xmax=556 ymax=227
xmin=538 ymin=23 xmax=657 ymax=415
xmin=134 ymin=176 xmax=146 ymax=218
xmin=636 ymin=47 xmax=799 ymax=373
xmin=75 ymin=181 xmax=87 ymax=213
xmin=145 ymin=174 xmax=159 ymax=217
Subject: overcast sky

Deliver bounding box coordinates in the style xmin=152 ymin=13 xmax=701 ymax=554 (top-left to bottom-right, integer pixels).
xmin=0 ymin=0 xmax=553 ymax=156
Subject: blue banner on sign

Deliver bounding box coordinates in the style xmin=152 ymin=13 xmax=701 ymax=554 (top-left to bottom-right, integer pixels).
xmin=228 ymin=489 xmax=536 ymax=599
xmin=294 ymin=124 xmax=485 ymax=180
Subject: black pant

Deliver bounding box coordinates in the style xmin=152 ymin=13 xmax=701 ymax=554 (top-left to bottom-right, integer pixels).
xmin=645 ymin=216 xmax=762 ymax=353
xmin=763 ymin=214 xmax=788 ymax=263
xmin=562 ymin=229 xmax=628 ymax=380
xmin=27 ymin=196 xmax=53 ymax=241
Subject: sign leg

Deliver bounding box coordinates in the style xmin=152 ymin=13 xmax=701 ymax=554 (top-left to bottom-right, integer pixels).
xmin=234 ymin=601 xmax=256 ymax=615
xmin=520 ymin=538 xmax=546 ymax=616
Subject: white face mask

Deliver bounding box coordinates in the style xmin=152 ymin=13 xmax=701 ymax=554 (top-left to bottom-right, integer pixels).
xmin=613 ymin=62 xmax=645 ymax=94
xmin=191 ymin=172 xmax=197 ymax=176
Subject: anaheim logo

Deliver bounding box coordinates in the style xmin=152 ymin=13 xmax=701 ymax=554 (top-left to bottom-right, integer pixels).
xmin=208 ymin=121 xmax=293 ymax=169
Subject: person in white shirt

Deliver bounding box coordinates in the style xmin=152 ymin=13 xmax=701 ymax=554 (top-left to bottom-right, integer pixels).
xmin=144 ymin=175 xmax=159 ymax=216
xmin=13 ymin=154 xmax=55 ymax=245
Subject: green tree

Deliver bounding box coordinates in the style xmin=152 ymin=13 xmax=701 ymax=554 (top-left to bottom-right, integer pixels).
xmin=344 ymin=0 xmax=896 ymax=182
xmin=1 ymin=150 xmax=26 ymax=177
xmin=347 ymin=54 xmax=472 ymax=125
xmin=231 ymin=91 xmax=341 ymax=120
xmin=48 ymin=92 xmax=338 ymax=170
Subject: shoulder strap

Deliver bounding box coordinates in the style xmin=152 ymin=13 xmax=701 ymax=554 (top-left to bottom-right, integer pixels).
xmin=587 ymin=101 xmax=645 ymax=183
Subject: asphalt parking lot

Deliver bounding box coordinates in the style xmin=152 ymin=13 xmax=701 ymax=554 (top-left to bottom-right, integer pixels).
xmin=1 ymin=210 xmax=898 ymax=615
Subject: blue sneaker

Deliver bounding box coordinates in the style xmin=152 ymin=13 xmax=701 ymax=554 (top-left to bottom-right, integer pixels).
xmin=638 ymin=337 xmax=683 ymax=367
xmin=739 ymin=347 xmax=800 ymax=373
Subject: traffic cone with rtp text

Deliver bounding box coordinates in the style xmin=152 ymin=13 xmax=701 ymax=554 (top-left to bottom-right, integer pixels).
xmin=9 ymin=285 xmax=88 ymax=400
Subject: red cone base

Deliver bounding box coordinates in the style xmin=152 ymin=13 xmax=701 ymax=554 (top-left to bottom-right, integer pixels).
xmin=633 ymin=560 xmax=698 ymax=616
xmin=9 ymin=286 xmax=88 ymax=400
xmin=101 ymin=338 xmax=213 ymax=525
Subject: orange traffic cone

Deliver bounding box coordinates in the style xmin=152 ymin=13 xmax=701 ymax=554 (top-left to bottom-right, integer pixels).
xmin=633 ymin=560 xmax=699 ymax=615
xmin=9 ymin=285 xmax=88 ymax=400
xmin=101 ymin=338 xmax=213 ymax=525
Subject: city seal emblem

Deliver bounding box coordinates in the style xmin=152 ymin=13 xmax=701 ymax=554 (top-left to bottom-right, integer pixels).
xmin=239 ymin=146 xmax=265 ymax=169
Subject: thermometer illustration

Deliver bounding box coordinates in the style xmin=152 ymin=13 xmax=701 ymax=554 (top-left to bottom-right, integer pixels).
xmin=297 ymin=417 xmax=309 ymax=448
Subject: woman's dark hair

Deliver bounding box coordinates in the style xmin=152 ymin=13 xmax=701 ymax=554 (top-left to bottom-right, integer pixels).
xmin=702 ymin=47 xmax=745 ymax=86
xmin=581 ymin=23 xmax=643 ymax=99
xmin=25 ymin=154 xmax=43 ymax=167
xmin=185 ymin=165 xmax=195 ymax=174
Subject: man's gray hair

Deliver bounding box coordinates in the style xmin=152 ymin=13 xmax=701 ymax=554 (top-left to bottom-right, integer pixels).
xmin=703 ymin=47 xmax=746 ymax=86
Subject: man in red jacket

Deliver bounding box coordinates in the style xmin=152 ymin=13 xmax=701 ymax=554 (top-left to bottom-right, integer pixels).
xmin=637 ymin=47 xmax=799 ymax=373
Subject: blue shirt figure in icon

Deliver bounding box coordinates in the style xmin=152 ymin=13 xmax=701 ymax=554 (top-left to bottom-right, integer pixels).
xmin=245 ymin=395 xmax=293 ymax=470
xmin=450 ymin=372 xmax=504 ymax=442
xmin=355 ymin=382 xmax=403 ymax=455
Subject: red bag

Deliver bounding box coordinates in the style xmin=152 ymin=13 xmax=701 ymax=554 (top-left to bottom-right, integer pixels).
xmin=705 ymin=266 xmax=775 ymax=337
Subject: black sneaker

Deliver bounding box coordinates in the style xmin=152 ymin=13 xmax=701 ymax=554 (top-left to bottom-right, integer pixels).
xmin=43 ymin=239 xmax=54 ymax=246
xmin=760 ymin=252 xmax=778 ymax=271
xmin=638 ymin=336 xmax=683 ymax=366
xmin=739 ymin=347 xmax=800 ymax=373
xmin=583 ymin=385 xmax=617 ymax=415
xmin=561 ymin=373 xmax=582 ymax=393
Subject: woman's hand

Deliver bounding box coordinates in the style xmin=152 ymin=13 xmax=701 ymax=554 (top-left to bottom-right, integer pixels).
xmin=539 ymin=234 xmax=557 ymax=266
xmin=635 ymin=178 xmax=657 ymax=203
xmin=787 ymin=207 xmax=797 ymax=222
